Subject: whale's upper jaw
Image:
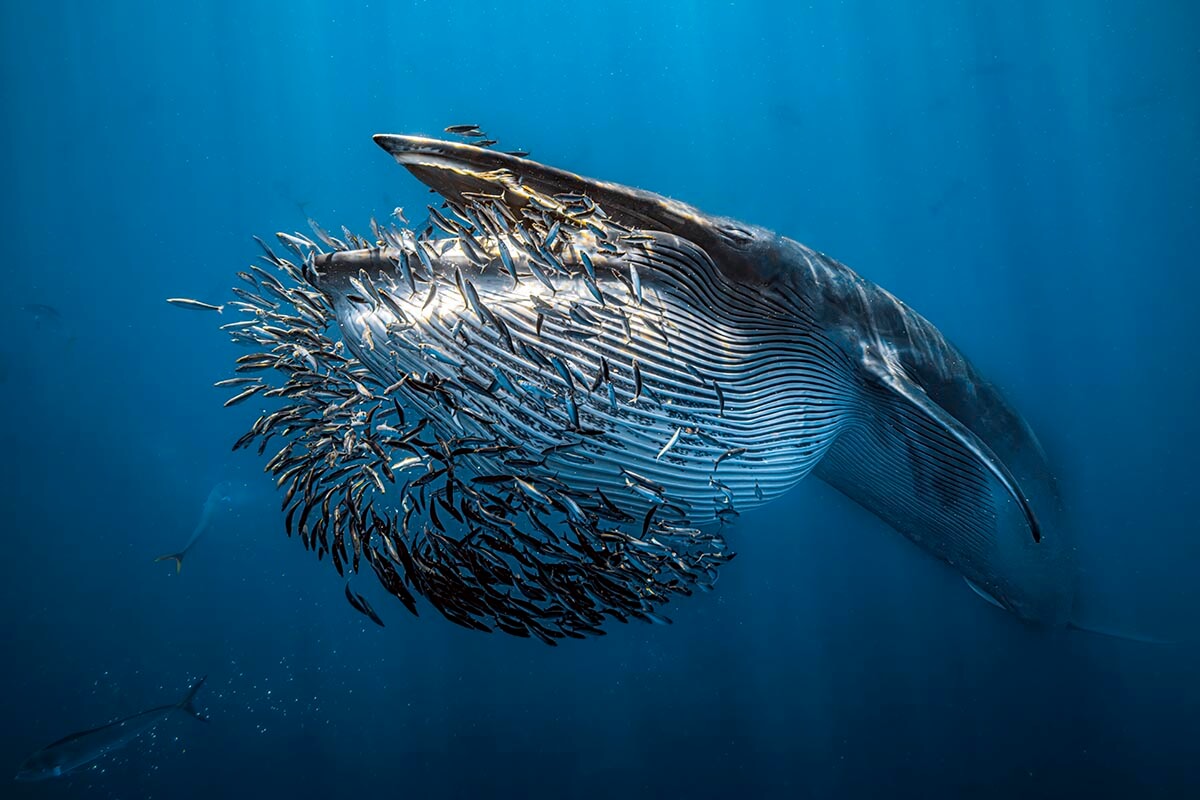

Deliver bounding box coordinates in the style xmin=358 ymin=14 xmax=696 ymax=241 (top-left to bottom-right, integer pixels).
xmin=372 ymin=134 xmax=790 ymax=285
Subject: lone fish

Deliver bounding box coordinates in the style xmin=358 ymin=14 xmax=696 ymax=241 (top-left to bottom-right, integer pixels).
xmin=15 ymin=677 xmax=208 ymax=781
xmin=155 ymin=481 xmax=238 ymax=573
xmin=167 ymin=297 xmax=224 ymax=313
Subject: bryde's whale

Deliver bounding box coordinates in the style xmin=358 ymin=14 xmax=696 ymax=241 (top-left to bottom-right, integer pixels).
xmin=194 ymin=132 xmax=1079 ymax=641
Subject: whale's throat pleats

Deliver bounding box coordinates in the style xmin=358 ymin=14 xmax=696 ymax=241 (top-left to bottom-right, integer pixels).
xmin=323 ymin=232 xmax=859 ymax=522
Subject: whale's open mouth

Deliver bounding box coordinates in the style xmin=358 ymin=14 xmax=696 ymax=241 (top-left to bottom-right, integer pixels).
xmin=209 ymin=133 xmax=1069 ymax=639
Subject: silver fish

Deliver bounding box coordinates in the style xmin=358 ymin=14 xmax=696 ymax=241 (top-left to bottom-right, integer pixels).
xmin=167 ymin=297 xmax=224 ymax=313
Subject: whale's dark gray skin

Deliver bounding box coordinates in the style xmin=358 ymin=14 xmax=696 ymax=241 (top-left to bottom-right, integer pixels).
xmin=203 ymin=134 xmax=1074 ymax=641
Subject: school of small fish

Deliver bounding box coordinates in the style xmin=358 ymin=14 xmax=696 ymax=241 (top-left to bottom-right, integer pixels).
xmin=173 ymin=128 xmax=762 ymax=643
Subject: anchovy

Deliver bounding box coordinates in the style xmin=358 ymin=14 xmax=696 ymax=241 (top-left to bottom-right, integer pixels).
xmin=421 ymin=281 xmax=438 ymax=311
xmin=497 ymin=240 xmax=520 ymax=287
xmin=714 ymin=447 xmax=747 ymax=468
xmin=224 ymin=385 xmax=265 ymax=407
xmin=527 ymin=257 xmax=556 ymax=293
xmin=344 ymin=581 xmax=385 ymax=626
xmin=655 ymin=428 xmax=682 ymax=461
xmin=167 ymin=297 xmax=224 ymax=313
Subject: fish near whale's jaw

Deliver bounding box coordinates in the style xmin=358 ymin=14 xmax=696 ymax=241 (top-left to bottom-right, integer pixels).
xmin=206 ymin=132 xmax=1069 ymax=638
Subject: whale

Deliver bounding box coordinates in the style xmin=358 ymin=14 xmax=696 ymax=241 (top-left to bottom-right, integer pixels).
xmin=205 ymin=133 xmax=1076 ymax=640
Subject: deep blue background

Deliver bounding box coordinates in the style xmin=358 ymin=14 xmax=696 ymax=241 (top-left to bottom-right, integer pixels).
xmin=2 ymin=1 xmax=1198 ymax=797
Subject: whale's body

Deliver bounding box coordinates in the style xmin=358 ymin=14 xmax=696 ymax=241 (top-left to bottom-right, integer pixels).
xmin=213 ymin=134 xmax=1073 ymax=639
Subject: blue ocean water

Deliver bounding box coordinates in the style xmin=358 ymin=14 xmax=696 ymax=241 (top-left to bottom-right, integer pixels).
xmin=2 ymin=0 xmax=1198 ymax=797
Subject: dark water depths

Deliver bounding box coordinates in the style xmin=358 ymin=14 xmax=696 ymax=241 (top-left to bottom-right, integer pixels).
xmin=2 ymin=1 xmax=1197 ymax=797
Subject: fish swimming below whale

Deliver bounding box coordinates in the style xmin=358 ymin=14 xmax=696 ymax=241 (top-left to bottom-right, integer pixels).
xmin=182 ymin=130 xmax=1110 ymax=643
xmin=15 ymin=677 xmax=207 ymax=781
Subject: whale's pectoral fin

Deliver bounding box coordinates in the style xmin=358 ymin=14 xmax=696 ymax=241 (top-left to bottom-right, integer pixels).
xmin=373 ymin=134 xmax=768 ymax=272
xmin=815 ymin=347 xmax=1044 ymax=612
xmin=964 ymin=577 xmax=1006 ymax=610
xmin=860 ymin=351 xmax=1042 ymax=544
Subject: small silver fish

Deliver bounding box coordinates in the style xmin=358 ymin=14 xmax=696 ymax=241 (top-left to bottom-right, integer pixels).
xmin=655 ymin=428 xmax=682 ymax=461
xmin=629 ymin=263 xmax=643 ymax=304
xmin=167 ymin=298 xmax=224 ymax=313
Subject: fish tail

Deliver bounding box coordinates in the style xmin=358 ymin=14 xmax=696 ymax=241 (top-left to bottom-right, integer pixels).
xmin=154 ymin=552 xmax=185 ymax=574
xmin=178 ymin=675 xmax=209 ymax=722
